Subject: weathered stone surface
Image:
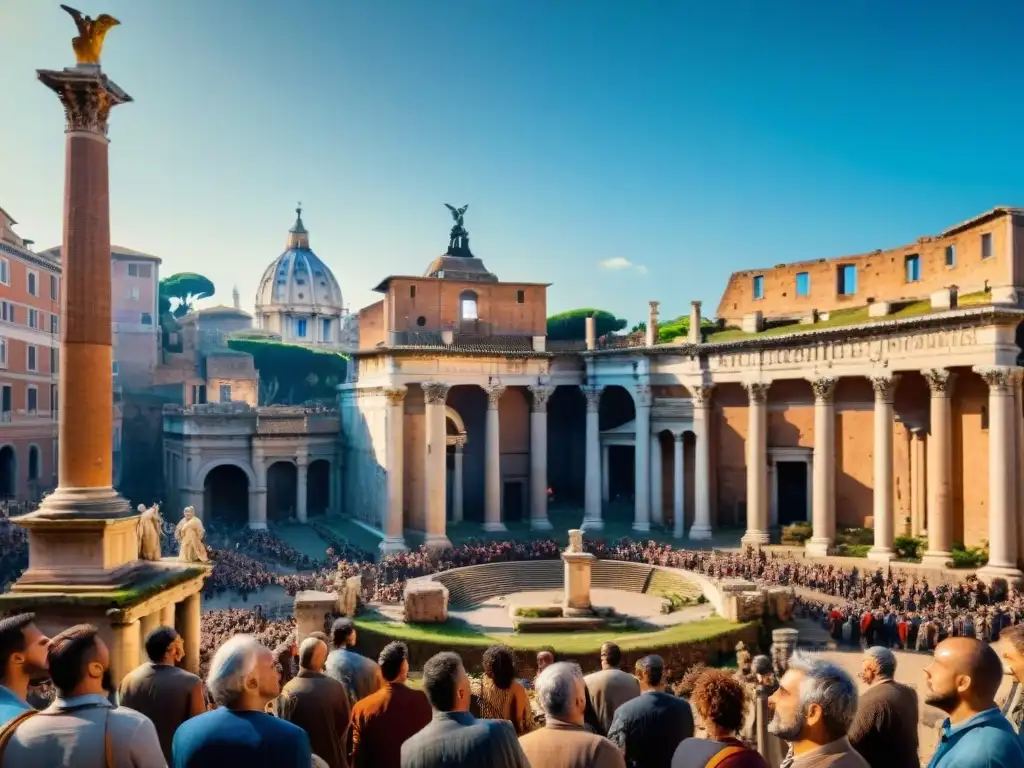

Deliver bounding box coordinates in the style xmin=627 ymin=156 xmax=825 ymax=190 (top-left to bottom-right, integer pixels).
xmin=723 ymin=589 xmax=765 ymax=622
xmin=337 ymin=575 xmax=362 ymax=617
xmin=765 ymin=587 xmax=795 ymax=621
xmin=295 ymin=590 xmax=339 ymax=647
xmin=404 ymin=580 xmax=449 ymax=623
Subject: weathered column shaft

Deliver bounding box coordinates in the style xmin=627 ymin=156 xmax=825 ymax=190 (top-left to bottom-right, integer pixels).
xmin=109 ymin=620 xmax=140 ymax=691
xmin=529 ymin=386 xmax=552 ymax=531
xmin=422 ymin=382 xmax=452 ymax=548
xmin=583 ymin=387 xmax=603 ymax=530
xmin=673 ymin=433 xmax=684 ymax=538
xmin=651 ymin=435 xmax=662 ymax=525
xmin=175 ymin=593 xmax=201 ymax=675
xmin=868 ymin=375 xmax=898 ymax=561
xmin=912 ymin=431 xmax=927 ymax=537
xmin=382 ymin=388 xmax=407 ymax=552
xmin=159 ymin=603 xmax=175 ymax=630
xmin=807 ymin=377 xmax=837 ymax=557
xmin=483 ymin=384 xmax=506 ymax=532
xmin=295 ymin=457 xmax=308 ymax=523
xmin=453 ymin=442 xmax=464 ymax=523
xmin=742 ymin=383 xmax=770 ymax=545
xmin=690 ymin=386 xmax=713 ymax=540
xmin=601 ymin=445 xmax=610 ymax=503
xmin=633 ymin=387 xmax=652 ymax=532
xmin=922 ymin=369 xmax=954 ymax=566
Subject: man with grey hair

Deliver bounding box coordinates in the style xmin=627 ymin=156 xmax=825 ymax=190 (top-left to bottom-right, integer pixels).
xmin=275 ymin=636 xmax=352 ymax=768
xmin=519 ymin=661 xmax=625 ymax=768
xmin=848 ymin=646 xmax=918 ymax=767
xmin=172 ymin=634 xmax=312 ymax=767
xmin=767 ymin=650 xmax=867 ymax=767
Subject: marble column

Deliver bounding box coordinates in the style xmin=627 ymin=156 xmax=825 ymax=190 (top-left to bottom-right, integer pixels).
xmin=911 ymin=430 xmax=927 ymax=538
xmin=633 ymin=386 xmax=652 ymax=532
xmin=975 ymin=366 xmax=1023 ymax=581
xmin=868 ymin=374 xmax=899 ymax=562
xmin=160 ymin=603 xmax=175 ymax=630
xmin=601 ymin=446 xmax=610 ymax=503
xmin=175 ymin=593 xmax=201 ymax=675
xmin=381 ymin=387 xmax=407 ymax=553
xmin=528 ymin=385 xmax=553 ymax=531
xmin=690 ymin=385 xmax=714 ymax=540
xmin=806 ymin=377 xmax=837 ymax=557
xmin=139 ymin=611 xmax=160 ymax=657
xmin=483 ymin=384 xmax=506 ymax=532
xmin=673 ymin=432 xmax=685 ymax=538
xmin=651 ymin=435 xmax=663 ymax=526
xmin=583 ymin=386 xmax=604 ymax=531
xmin=250 ymin=452 xmax=268 ymax=531
xmin=295 ymin=453 xmax=308 ymax=523
xmin=742 ymin=382 xmax=770 ymax=546
xmin=422 ymin=382 xmax=452 ymax=549
xmin=109 ymin=620 xmax=140 ymax=691
xmin=453 ymin=437 xmax=465 ymax=524
xmin=922 ymin=369 xmax=954 ymax=568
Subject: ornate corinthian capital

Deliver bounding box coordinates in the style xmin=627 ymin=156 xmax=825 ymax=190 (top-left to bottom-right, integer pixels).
xmin=634 ymin=385 xmax=652 ymax=408
xmin=744 ymin=382 xmax=769 ymax=404
xmin=922 ymin=368 xmax=955 ymax=396
xmin=485 ymin=384 xmax=506 ymax=408
xmin=38 ymin=69 xmax=132 ymax=137
xmin=809 ymin=376 xmax=838 ymax=403
xmin=870 ymin=374 xmax=900 ymax=403
xmin=383 ymin=386 xmax=407 ymax=404
xmin=691 ymin=384 xmax=715 ymax=408
xmin=421 ymin=381 xmax=450 ymax=405
xmin=529 ymin=385 xmax=553 ymax=413
xmin=582 ymin=385 xmax=602 ymax=412
xmin=974 ymin=366 xmax=1017 ymax=393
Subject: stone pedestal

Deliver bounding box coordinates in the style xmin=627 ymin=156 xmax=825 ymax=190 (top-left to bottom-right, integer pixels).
xmin=403 ymin=580 xmax=450 ymax=623
xmin=295 ymin=590 xmax=339 ymax=647
xmin=771 ymin=628 xmax=800 ymax=670
xmin=562 ymin=551 xmax=596 ymax=617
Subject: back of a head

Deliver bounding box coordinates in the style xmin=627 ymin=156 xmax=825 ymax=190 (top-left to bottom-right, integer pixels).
xmin=48 ymin=624 xmax=100 ymax=697
xmin=378 ymin=641 xmax=408 ymax=683
xmin=298 ymin=637 xmax=325 ymax=671
xmin=309 ymin=631 xmax=330 ymax=645
xmin=963 ymin=637 xmax=1005 ymax=702
xmin=635 ymin=654 xmax=665 ymax=687
xmin=483 ymin=645 xmax=517 ymax=690
xmin=691 ymin=669 xmax=747 ymax=734
xmin=865 ymin=646 xmax=897 ymax=679
xmin=207 ymin=634 xmax=264 ymax=707
xmin=0 ymin=613 xmax=35 ymax=675
xmin=786 ymin=651 xmax=858 ymax=741
xmin=422 ymin=652 xmax=464 ymax=712
xmin=601 ymin=642 xmax=623 ymax=668
xmin=331 ymin=618 xmax=355 ymax=650
xmin=535 ymin=662 xmax=583 ymax=720
xmin=144 ymin=626 xmax=179 ymax=664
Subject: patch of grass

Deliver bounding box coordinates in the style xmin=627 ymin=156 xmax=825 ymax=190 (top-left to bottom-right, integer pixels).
xmin=511 ymin=606 xmax=563 ymax=619
xmin=835 ymin=544 xmax=871 ymax=558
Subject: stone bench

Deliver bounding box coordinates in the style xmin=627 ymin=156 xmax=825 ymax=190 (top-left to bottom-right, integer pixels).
xmin=404 ymin=580 xmax=449 ymax=624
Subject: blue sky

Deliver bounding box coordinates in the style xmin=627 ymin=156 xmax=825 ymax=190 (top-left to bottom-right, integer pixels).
xmin=2 ymin=1 xmax=1021 ymax=325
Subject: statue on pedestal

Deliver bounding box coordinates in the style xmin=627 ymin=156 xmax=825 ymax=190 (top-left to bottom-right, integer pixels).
xmin=567 ymin=529 xmax=584 ymax=554
xmin=444 ymin=204 xmax=473 ymax=257
xmin=136 ymin=503 xmax=163 ymax=561
xmin=60 ymin=5 xmax=120 ymax=66
xmin=175 ymin=506 xmax=208 ymax=563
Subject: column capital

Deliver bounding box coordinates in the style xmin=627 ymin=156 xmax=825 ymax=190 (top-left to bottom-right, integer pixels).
xmin=809 ymin=376 xmax=838 ymax=403
xmin=528 ymin=385 xmax=554 ymax=413
xmin=38 ymin=68 xmax=132 ymax=137
xmin=421 ymin=381 xmax=451 ymax=404
xmin=743 ymin=381 xmax=770 ymax=404
xmin=870 ymin=373 xmax=900 ymax=403
xmin=973 ymin=365 xmax=1019 ymax=393
xmin=454 ymin=434 xmax=467 ymax=451
xmin=383 ymin=386 xmax=407 ymax=404
xmin=582 ymin=385 xmax=602 ymax=412
xmin=485 ymin=383 xmax=506 ymax=409
xmin=691 ymin=384 xmax=715 ymax=408
xmin=923 ymin=368 xmax=955 ymax=396
xmin=634 ymin=385 xmax=652 ymax=408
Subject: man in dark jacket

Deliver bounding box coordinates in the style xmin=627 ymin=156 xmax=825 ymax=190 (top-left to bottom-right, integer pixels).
xmin=400 ymin=651 xmax=529 ymax=768
xmin=849 ymin=647 xmax=919 ymax=767
xmin=607 ymin=655 xmax=693 ymax=768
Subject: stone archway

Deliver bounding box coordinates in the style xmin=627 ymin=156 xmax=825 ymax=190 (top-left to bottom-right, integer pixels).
xmin=307 ymin=459 xmax=330 ymax=517
xmin=267 ymin=461 xmax=298 ymax=522
xmin=203 ymin=464 xmax=250 ymax=525
xmin=0 ymin=446 xmax=15 ymax=499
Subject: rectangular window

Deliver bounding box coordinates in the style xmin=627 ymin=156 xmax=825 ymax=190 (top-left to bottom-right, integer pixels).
xmin=50 ymin=315 xmax=58 ymax=334
xmin=27 ymin=387 xmax=37 ymax=414
xmin=461 ymin=298 xmax=479 ymax=320
xmin=981 ymin=232 xmax=993 ymax=259
xmin=1 ymin=386 xmax=10 ymax=420
xmin=837 ymin=264 xmax=857 ymax=296
xmin=516 ymin=289 xmax=525 ymax=304
xmin=219 ymin=384 xmax=232 ymax=402
xmin=945 ymin=244 xmax=956 ymax=267
xmin=50 ymin=384 xmax=57 ymax=419
xmin=795 ymin=272 xmax=810 ymax=297
xmin=0 ymin=258 xmax=8 ymax=286
xmin=752 ymin=275 xmax=765 ymax=300
xmin=50 ymin=274 xmax=58 ymax=300
xmin=191 ymin=384 xmax=207 ymax=405
xmin=27 ymin=309 xmax=38 ymax=329
xmin=905 ymin=254 xmax=921 ymax=283
xmin=322 ymin=318 xmax=331 ymax=340
xmin=27 ymin=270 xmax=37 ymax=297
xmin=410 ymin=285 xmax=416 ymax=299
xmin=1 ymin=302 xmax=12 ymax=323
xmin=140 ymin=313 xmax=153 ymax=325
xmin=296 ymin=318 xmax=307 ymax=337
xmin=27 ymin=345 xmax=36 ymax=372
xmin=0 ymin=337 xmax=6 ymax=366
xmin=49 ymin=347 xmax=57 ymax=374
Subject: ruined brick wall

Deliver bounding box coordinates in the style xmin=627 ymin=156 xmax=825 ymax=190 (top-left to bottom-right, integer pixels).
xmin=385 ymin=278 xmax=546 ymax=336
xmin=358 ymin=300 xmax=385 ymax=349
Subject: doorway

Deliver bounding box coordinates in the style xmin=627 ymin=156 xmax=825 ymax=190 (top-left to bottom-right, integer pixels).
xmin=776 ymin=461 xmax=809 ymax=525
xmin=502 ymin=480 xmax=525 ymax=523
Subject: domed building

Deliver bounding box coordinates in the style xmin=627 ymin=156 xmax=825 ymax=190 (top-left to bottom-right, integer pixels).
xmin=255 ymin=207 xmax=355 ymax=350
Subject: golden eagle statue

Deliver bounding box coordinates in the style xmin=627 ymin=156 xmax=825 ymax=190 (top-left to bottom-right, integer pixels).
xmin=60 ymin=5 xmax=120 ymax=65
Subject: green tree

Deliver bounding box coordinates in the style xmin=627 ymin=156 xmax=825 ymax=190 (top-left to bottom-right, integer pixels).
xmin=226 ymin=338 xmax=349 ymax=405
xmin=546 ymin=309 xmax=627 ymax=341
xmin=160 ymin=273 xmax=216 ymax=317
xmin=656 ymin=315 xmax=718 ymax=343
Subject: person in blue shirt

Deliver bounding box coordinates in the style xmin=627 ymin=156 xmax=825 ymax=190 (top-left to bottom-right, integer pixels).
xmin=0 ymin=612 xmax=50 ymax=725
xmin=172 ymin=634 xmax=311 ymax=768
xmin=924 ymin=637 xmax=1024 ymax=768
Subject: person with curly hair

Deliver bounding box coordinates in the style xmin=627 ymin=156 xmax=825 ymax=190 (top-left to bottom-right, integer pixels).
xmin=671 ymin=669 xmax=767 ymax=768
xmin=477 ymin=645 xmax=534 ymax=736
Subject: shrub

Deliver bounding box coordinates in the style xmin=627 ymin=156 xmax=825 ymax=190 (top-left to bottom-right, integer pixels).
xmin=836 ymin=544 xmax=871 ymax=558
xmin=837 ymin=528 xmax=874 ymax=546
xmin=546 ymin=309 xmax=627 ymax=341
xmin=950 ymin=541 xmax=988 ymax=569
xmin=511 ymin=606 xmax=563 ymax=619
xmin=893 ymin=536 xmax=925 ymax=561
xmin=226 ymin=338 xmax=348 ymax=405
xmin=781 ymin=522 xmax=812 ymax=546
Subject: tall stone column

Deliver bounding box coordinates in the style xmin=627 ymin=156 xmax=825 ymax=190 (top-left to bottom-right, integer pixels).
xmin=742 ymin=382 xmax=770 ymax=546
xmin=690 ymin=384 xmax=714 ymax=540
xmin=483 ymin=384 xmax=506 ymax=532
xmin=250 ymin=451 xmax=268 ymax=531
xmin=911 ymin=430 xmax=927 ymax=537
xmin=673 ymin=432 xmax=685 ymax=538
xmin=160 ymin=603 xmax=175 ymax=630
xmin=975 ymin=367 xmax=1023 ymax=581
xmin=922 ymin=369 xmax=954 ymax=568
xmin=633 ymin=386 xmax=652 ymax=532
xmin=109 ymin=620 xmax=140 ymax=691
xmin=422 ymin=382 xmax=452 ymax=548
xmin=453 ymin=437 xmax=465 ymax=524
xmin=175 ymin=593 xmax=201 ymax=675
xmin=651 ymin=435 xmax=662 ymax=526
xmin=381 ymin=387 xmax=408 ymax=553
xmin=868 ymin=374 xmax=899 ymax=562
xmin=806 ymin=377 xmax=837 ymax=557
xmin=601 ymin=445 xmax=610 ymax=503
xmin=583 ymin=386 xmax=603 ymax=531
xmin=1016 ymin=375 xmax=1024 ymax=570
xmin=295 ymin=452 xmax=308 ymax=523
xmin=528 ymin=385 xmax=553 ymax=531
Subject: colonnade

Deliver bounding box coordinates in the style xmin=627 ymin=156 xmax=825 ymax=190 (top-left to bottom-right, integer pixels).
xmin=109 ymin=592 xmax=201 ymax=689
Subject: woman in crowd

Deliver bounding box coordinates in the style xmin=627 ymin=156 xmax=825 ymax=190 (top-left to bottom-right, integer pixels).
xmin=672 ymin=669 xmax=767 ymax=768
xmin=475 ymin=645 xmax=535 ymax=736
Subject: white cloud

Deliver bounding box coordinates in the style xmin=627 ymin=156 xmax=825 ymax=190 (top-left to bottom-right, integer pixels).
xmin=600 ymin=257 xmax=647 ymax=274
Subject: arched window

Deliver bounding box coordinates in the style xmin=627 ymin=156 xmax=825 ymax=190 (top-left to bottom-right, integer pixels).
xmin=459 ymin=290 xmax=479 ymax=322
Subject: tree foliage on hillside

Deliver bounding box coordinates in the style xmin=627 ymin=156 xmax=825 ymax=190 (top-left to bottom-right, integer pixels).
xmin=546 ymin=309 xmax=628 ymax=341
xmin=160 ymin=273 xmax=216 ymax=317
xmin=226 ymin=338 xmax=349 ymax=405
xmin=656 ymin=315 xmax=718 ymax=344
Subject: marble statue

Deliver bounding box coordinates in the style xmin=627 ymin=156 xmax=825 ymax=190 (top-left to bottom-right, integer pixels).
xmin=175 ymin=506 xmax=209 ymax=563
xmin=136 ymin=503 xmax=163 ymax=562
xmin=60 ymin=5 xmax=120 ymax=65
xmin=567 ymin=529 xmax=584 ymax=554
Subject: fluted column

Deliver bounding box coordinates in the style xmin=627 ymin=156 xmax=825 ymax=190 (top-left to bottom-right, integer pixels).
xmin=868 ymin=374 xmax=899 ymax=562
xmin=741 ymin=382 xmax=770 ymax=546
xmin=633 ymin=386 xmax=652 ymax=532
xmin=295 ymin=452 xmax=308 ymax=523
xmin=601 ymin=446 xmax=610 ymax=503
xmin=381 ymin=387 xmax=408 ymax=553
xmin=673 ymin=432 xmax=685 ymax=538
xmin=529 ymin=385 xmax=553 ymax=531
xmin=651 ymin=435 xmax=663 ymax=525
xmin=453 ymin=437 xmax=465 ymax=524
xmin=690 ymin=384 xmax=714 ymax=541
xmin=922 ymin=369 xmax=954 ymax=567
xmin=975 ymin=366 xmax=1023 ymax=582
xmin=805 ymin=377 xmax=837 ymax=557
xmin=583 ymin=386 xmax=603 ymax=531
xmin=483 ymin=384 xmax=506 ymax=532
xmin=422 ymin=382 xmax=452 ymax=549
xmin=249 ymin=450 xmax=268 ymax=531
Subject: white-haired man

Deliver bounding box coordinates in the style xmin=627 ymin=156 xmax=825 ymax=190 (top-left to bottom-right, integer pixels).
xmin=848 ymin=646 xmax=918 ymax=767
xmin=767 ymin=651 xmax=868 ymax=768
xmin=519 ymin=661 xmax=624 ymax=768
xmin=172 ymin=634 xmax=311 ymax=768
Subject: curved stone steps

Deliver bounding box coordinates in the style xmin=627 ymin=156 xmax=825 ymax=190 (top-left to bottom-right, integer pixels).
xmin=645 ymin=569 xmax=704 ymax=601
